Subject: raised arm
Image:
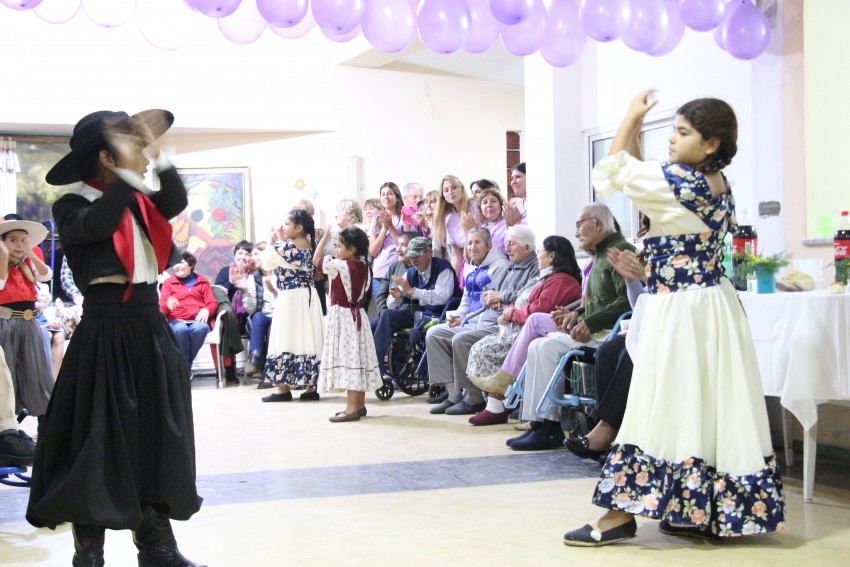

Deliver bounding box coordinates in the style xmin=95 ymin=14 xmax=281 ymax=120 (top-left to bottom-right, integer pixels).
xmin=609 ymin=90 xmax=658 ymax=160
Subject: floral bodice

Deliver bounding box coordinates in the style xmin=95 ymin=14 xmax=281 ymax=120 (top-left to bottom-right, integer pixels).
xmin=642 ymin=163 xmax=736 ymax=294
xmin=266 ymin=240 xmax=315 ymax=291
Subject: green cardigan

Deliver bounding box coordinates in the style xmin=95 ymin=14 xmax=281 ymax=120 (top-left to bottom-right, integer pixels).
xmin=577 ymin=232 xmax=635 ymax=333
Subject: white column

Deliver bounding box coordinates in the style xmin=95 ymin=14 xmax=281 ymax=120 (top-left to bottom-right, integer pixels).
xmin=522 ymin=56 xmax=586 ymax=245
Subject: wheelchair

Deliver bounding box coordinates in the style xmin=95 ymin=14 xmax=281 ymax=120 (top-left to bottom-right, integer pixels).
xmin=375 ymin=297 xmax=461 ymax=401
xmin=530 ymin=311 xmax=632 ymax=437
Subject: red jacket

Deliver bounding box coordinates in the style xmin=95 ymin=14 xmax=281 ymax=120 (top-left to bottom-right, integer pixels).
xmin=510 ymin=272 xmax=582 ymax=325
xmin=159 ymin=273 xmax=218 ymax=322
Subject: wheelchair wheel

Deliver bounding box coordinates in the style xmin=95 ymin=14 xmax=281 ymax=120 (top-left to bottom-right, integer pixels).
xmin=387 ymin=338 xmax=430 ymax=397
xmin=376 ymin=381 xmax=394 ymax=401
xmin=565 ymin=409 xmax=590 ymax=438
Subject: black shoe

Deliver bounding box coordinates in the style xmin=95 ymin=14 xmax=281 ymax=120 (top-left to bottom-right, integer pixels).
xmin=563 ymin=518 xmax=637 ymax=547
xmin=262 ymin=392 xmax=292 ymax=402
xmin=564 ymin=435 xmax=607 ymax=461
xmin=658 ymin=519 xmax=717 ymax=540
xmin=444 ymin=400 xmax=486 ymax=415
xmin=134 ymin=507 xmax=206 ymax=567
xmin=256 ymin=381 xmax=273 ymax=390
xmin=509 ymin=421 xmax=565 ymax=451
xmin=72 ymin=524 xmax=105 ymax=567
xmin=300 ymin=390 xmax=320 ymax=401
xmin=224 ymin=364 xmax=238 ymax=384
xmin=426 ymin=390 xmax=449 ymax=404
xmin=0 ymin=429 xmax=36 ymax=467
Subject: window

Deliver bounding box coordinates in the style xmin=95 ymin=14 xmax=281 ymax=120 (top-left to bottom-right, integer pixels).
xmin=585 ymin=116 xmax=673 ymax=241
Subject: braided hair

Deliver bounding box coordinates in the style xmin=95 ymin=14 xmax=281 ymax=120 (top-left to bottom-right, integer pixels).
xmin=288 ymin=208 xmax=316 ymax=248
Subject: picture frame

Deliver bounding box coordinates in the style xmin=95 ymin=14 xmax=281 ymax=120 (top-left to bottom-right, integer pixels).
xmin=168 ymin=167 xmax=253 ymax=281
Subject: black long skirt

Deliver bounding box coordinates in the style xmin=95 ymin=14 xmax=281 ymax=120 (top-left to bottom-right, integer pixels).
xmin=26 ymin=283 xmax=202 ymax=530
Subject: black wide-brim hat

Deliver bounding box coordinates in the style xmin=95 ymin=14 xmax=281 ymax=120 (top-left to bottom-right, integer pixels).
xmin=46 ymin=109 xmax=174 ymax=186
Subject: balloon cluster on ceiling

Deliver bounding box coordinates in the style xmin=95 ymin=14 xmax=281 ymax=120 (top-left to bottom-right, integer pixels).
xmin=1 ymin=0 xmax=771 ymax=66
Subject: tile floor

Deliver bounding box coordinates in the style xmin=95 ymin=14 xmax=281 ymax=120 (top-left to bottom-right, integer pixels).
xmin=2 ymin=376 xmax=850 ymax=566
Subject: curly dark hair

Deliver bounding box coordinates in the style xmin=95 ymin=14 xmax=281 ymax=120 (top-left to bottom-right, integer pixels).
xmin=543 ymin=235 xmax=582 ymax=285
xmin=676 ymin=98 xmax=738 ymax=174
xmin=288 ymin=209 xmax=316 ymax=247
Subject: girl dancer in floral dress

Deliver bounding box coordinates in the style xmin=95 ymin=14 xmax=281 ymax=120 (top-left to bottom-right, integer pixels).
xmin=261 ymin=209 xmax=324 ymax=402
xmin=563 ymin=91 xmax=784 ymax=546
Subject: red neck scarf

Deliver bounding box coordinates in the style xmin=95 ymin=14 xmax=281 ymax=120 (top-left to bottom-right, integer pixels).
xmin=90 ymin=181 xmax=173 ymax=301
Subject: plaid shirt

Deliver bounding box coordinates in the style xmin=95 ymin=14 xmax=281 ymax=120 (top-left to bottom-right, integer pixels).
xmin=60 ymin=256 xmax=82 ymax=300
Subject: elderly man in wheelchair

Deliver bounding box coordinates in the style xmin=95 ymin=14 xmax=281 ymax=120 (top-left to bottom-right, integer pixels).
xmin=371 ymin=237 xmax=460 ymax=386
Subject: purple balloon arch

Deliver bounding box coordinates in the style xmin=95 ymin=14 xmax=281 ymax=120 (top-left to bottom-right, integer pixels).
xmin=2 ymin=0 xmax=774 ymax=65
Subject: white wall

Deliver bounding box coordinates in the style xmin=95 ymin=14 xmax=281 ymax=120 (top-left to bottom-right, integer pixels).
xmin=524 ymin=24 xmax=786 ymax=254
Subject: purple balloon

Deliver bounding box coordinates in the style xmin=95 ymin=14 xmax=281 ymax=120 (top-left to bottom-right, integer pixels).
xmin=361 ymin=0 xmax=417 ymax=52
xmin=189 ymin=0 xmax=242 ymax=18
xmin=256 ymin=0 xmax=308 ymax=27
xmin=418 ymin=0 xmax=470 ymax=54
xmin=0 ymin=0 xmax=42 ymax=9
xmin=320 ymin=23 xmax=361 ymax=41
xmin=622 ymin=0 xmax=670 ymax=53
xmin=722 ymin=0 xmax=770 ymax=60
xmin=499 ymin=0 xmax=546 ymax=56
xmin=488 ymin=0 xmax=533 ymax=25
xmin=312 ymin=0 xmax=364 ymax=34
xmin=465 ymin=0 xmax=499 ymax=52
xmin=678 ymin=0 xmax=725 ymax=32
xmin=646 ymin=0 xmax=685 ymax=56
xmin=579 ymin=0 xmax=631 ymax=42
xmin=269 ymin=8 xmax=315 ymax=37
xmin=541 ymin=0 xmax=587 ymax=67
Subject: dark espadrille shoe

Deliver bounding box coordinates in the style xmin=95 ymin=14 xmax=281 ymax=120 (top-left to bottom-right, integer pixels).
xmin=563 ymin=519 xmax=637 ymax=547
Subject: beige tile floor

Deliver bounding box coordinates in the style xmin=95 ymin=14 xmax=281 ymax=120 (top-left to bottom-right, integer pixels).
xmin=2 ymin=380 xmax=850 ymax=566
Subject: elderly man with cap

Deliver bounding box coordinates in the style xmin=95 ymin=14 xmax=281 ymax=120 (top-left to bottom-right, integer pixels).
xmin=26 ymin=110 xmax=204 ymax=567
xmin=371 ymin=236 xmax=459 ymax=380
xmin=428 ymin=224 xmax=539 ymax=416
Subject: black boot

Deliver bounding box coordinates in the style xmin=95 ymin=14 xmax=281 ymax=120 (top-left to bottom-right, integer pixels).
xmin=72 ymin=524 xmax=105 ymax=567
xmin=133 ymin=507 xmax=206 ymax=567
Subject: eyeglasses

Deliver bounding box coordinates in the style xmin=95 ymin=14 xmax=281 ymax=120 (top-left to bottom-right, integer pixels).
xmin=576 ymin=217 xmax=597 ymax=230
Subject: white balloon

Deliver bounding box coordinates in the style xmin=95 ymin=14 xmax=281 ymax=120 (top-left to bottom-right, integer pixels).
xmin=218 ymin=0 xmax=267 ymax=44
xmin=137 ymin=0 xmax=197 ymax=51
xmin=34 ymin=0 xmax=80 ymax=23
xmin=81 ymin=0 xmax=136 ymax=27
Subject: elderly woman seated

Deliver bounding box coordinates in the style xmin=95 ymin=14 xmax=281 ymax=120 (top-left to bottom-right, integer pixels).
xmin=466 ymin=235 xmax=583 ymax=425
xmin=159 ymin=251 xmax=218 ymax=373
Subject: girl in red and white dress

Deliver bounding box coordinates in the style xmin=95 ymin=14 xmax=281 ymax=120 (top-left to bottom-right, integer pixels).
xmin=315 ymin=226 xmax=381 ymax=422
xmin=0 ymin=219 xmax=54 ymax=417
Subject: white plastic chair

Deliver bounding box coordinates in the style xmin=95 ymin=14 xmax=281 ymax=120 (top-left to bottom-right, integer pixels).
xmin=201 ymin=310 xmax=227 ymax=388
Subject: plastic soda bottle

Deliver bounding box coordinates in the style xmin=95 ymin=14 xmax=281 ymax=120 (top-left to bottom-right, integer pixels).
xmin=731 ymin=210 xmax=758 ymax=290
xmin=835 ymin=211 xmax=850 ymax=284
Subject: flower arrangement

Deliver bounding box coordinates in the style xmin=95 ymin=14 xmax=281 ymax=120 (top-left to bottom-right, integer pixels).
xmin=733 ymin=251 xmax=792 ymax=281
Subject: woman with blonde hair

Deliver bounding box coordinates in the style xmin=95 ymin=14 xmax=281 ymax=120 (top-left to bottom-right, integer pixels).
xmin=432 ymin=174 xmax=470 ymax=275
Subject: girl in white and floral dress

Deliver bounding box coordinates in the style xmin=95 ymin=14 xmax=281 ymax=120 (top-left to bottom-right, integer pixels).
xmin=563 ymin=91 xmax=784 ymax=546
xmin=315 ymin=226 xmax=381 ymax=422
xmin=260 ymin=209 xmax=324 ymax=402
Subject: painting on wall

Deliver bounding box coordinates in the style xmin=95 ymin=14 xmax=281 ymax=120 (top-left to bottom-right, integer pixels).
xmin=169 ymin=167 xmax=252 ymax=281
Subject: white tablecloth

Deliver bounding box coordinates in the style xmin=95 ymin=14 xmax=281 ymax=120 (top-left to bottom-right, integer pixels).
xmin=740 ymin=291 xmax=850 ymax=430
